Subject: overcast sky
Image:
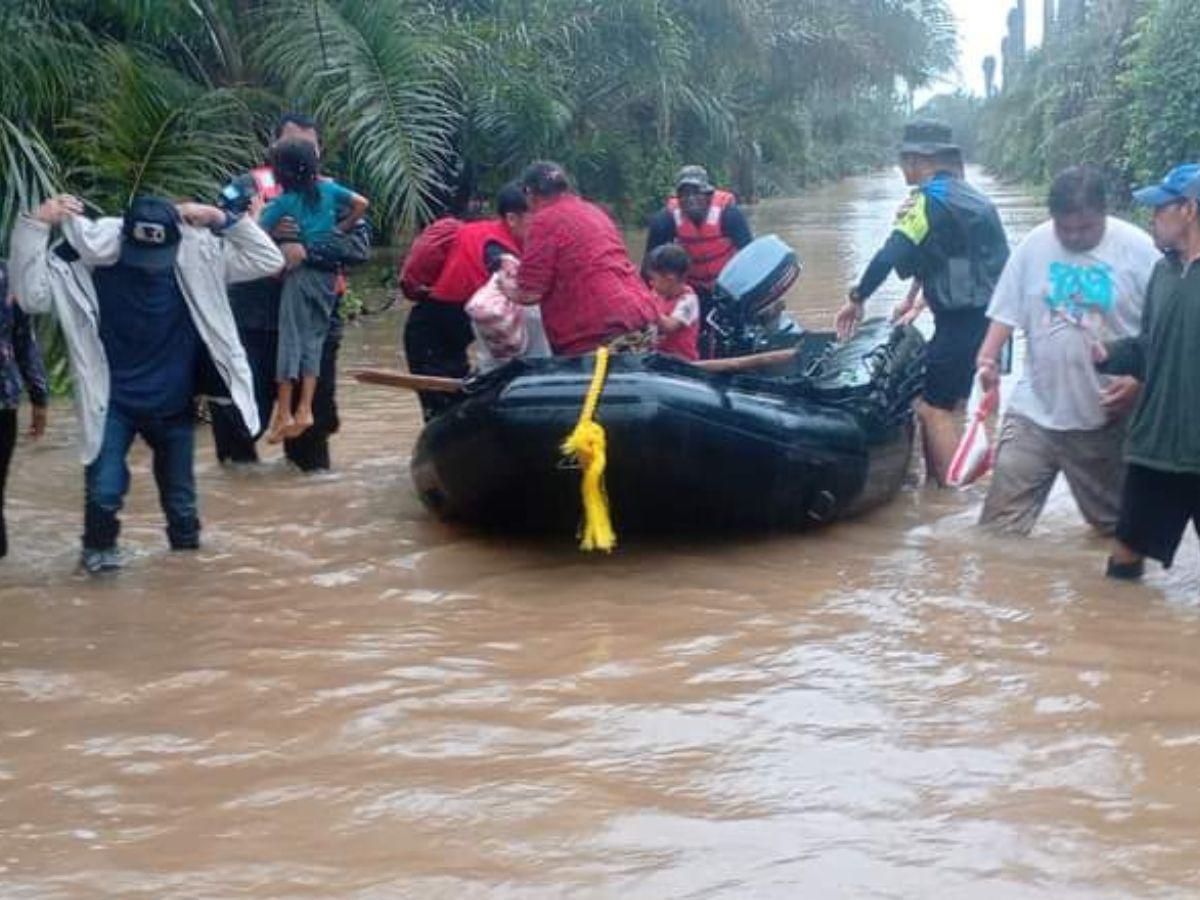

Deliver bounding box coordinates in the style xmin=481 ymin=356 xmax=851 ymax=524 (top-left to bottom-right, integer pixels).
xmin=937 ymin=0 xmax=1046 ymax=97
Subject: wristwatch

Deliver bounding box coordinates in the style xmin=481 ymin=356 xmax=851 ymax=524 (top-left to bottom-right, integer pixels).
xmin=848 ymin=287 xmax=864 ymax=305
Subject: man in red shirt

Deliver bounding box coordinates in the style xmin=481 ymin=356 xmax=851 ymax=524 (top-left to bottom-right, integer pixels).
xmin=515 ymin=161 xmax=660 ymax=355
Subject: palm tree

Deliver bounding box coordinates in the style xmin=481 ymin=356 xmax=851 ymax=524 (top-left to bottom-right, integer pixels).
xmin=0 ymin=4 xmax=93 ymax=249
xmin=4 ymin=0 xmax=962 ymax=240
xmin=64 ymin=46 xmax=261 ymax=210
xmin=253 ymin=0 xmax=462 ymax=235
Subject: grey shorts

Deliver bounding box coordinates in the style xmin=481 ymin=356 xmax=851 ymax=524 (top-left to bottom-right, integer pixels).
xmin=277 ymin=265 xmax=338 ymax=381
xmin=979 ymin=413 xmax=1128 ymax=536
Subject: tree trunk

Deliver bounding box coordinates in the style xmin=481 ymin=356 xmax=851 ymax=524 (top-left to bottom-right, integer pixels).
xmin=733 ymin=140 xmax=757 ymax=205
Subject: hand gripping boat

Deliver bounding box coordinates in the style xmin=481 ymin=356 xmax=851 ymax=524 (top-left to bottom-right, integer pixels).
xmin=411 ymin=317 xmax=926 ymax=534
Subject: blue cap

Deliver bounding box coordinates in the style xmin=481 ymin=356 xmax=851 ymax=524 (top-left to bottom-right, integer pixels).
xmin=1132 ymin=164 xmax=1200 ymax=207
xmin=120 ymin=196 xmax=181 ymax=271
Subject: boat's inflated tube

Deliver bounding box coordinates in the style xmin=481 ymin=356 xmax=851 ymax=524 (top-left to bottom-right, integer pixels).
xmin=411 ymin=318 xmax=925 ymax=534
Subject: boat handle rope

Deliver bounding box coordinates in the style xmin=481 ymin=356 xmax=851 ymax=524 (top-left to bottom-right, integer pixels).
xmin=560 ymin=347 xmax=617 ymax=553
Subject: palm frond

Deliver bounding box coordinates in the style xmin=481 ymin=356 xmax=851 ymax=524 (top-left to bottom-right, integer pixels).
xmin=0 ymin=5 xmax=96 ymax=123
xmin=0 ymin=117 xmax=60 ymax=253
xmin=63 ymin=46 xmax=260 ymax=209
xmin=254 ymin=0 xmax=462 ymax=234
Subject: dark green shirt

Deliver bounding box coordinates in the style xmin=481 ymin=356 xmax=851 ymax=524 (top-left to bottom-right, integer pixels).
xmin=1103 ymin=254 xmax=1200 ymax=474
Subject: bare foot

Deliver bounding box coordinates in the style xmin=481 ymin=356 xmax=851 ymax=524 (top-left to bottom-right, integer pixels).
xmin=283 ymin=409 xmax=314 ymax=439
xmin=266 ymin=414 xmax=295 ymax=444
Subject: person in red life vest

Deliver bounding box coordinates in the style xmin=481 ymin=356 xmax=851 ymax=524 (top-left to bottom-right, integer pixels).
xmin=645 ymin=244 xmax=700 ymax=361
xmin=513 ymin=161 xmax=661 ymax=355
xmin=402 ymin=183 xmax=530 ymax=419
xmin=644 ymin=165 xmax=754 ymax=352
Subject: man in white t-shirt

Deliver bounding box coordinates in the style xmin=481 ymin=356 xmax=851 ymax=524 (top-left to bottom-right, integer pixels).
xmin=975 ymin=166 xmax=1161 ymax=534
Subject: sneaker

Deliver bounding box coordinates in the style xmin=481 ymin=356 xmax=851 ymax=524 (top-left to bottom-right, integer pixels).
xmin=80 ymin=547 xmax=122 ymax=575
xmin=1105 ymin=556 xmax=1145 ymax=581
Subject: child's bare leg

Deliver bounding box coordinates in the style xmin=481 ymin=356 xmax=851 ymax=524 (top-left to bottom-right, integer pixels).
xmin=266 ymin=381 xmax=296 ymax=444
xmin=285 ymin=376 xmax=317 ymax=437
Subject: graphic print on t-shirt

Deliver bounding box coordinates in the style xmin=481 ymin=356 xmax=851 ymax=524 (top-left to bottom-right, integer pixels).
xmin=1044 ymin=261 xmax=1114 ymax=328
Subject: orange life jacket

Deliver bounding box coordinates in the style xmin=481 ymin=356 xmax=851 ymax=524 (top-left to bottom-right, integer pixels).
xmin=430 ymin=219 xmax=521 ymax=304
xmin=666 ymin=189 xmax=737 ymax=291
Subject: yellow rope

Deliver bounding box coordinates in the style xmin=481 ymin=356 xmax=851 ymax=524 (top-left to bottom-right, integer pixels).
xmin=560 ymin=347 xmax=616 ymax=552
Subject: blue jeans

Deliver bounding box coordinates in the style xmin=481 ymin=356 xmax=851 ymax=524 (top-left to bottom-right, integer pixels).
xmin=83 ymin=406 xmax=199 ymax=551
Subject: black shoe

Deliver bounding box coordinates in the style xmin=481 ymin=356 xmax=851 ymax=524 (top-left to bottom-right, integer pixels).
xmin=170 ymin=539 xmax=200 ymax=552
xmin=1105 ymin=557 xmax=1145 ymax=581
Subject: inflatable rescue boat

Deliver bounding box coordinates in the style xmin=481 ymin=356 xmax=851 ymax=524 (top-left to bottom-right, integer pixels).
xmin=403 ymin=236 xmax=928 ymax=536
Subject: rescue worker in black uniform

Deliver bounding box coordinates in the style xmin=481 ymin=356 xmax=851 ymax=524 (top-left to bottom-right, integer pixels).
xmin=835 ymin=121 xmax=1010 ymax=485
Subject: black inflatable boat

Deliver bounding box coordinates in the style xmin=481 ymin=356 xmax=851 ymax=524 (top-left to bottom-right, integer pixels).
xmin=411 ymin=317 xmax=926 ymax=534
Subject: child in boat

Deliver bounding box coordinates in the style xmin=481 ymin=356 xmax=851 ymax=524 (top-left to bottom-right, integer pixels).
xmin=259 ymin=139 xmax=369 ymax=442
xmin=646 ymin=243 xmax=700 ymax=361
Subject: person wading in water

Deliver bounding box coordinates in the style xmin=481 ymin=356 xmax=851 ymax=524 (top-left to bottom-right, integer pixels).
xmin=401 ymin=184 xmax=531 ymax=419
xmin=9 ymin=195 xmax=282 ymax=574
xmin=208 ymin=113 xmax=371 ymax=471
xmin=835 ymin=121 xmax=1010 ymax=485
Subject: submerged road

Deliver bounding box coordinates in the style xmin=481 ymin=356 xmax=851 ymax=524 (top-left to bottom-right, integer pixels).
xmin=1 ymin=170 xmax=1198 ymax=898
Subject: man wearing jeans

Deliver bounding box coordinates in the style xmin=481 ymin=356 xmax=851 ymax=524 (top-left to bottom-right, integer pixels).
xmin=9 ymin=194 xmax=282 ymax=573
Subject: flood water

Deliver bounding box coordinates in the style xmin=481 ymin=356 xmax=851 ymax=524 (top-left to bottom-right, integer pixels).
xmin=2 ymin=170 xmax=1198 ymax=898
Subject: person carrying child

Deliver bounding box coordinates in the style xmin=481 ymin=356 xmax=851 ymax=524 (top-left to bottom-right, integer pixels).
xmin=258 ymin=139 xmax=368 ymax=443
xmin=645 ymin=243 xmax=701 ymax=361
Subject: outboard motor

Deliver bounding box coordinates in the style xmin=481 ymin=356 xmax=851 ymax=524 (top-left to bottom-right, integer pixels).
xmin=704 ymin=234 xmax=804 ymax=358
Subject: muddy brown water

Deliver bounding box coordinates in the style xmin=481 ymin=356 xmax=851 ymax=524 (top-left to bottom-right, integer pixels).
xmin=2 ymin=170 xmax=1198 ymax=899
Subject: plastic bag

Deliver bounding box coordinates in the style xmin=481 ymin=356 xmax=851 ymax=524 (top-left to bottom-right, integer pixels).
xmin=947 ymin=386 xmax=999 ymax=488
xmin=465 ymin=273 xmax=529 ymax=360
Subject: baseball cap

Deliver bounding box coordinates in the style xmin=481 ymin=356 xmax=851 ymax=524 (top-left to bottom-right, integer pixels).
xmin=1131 ymin=163 xmax=1200 ymax=208
xmin=120 ymin=196 xmax=181 ymax=271
xmin=675 ymin=165 xmax=714 ymax=193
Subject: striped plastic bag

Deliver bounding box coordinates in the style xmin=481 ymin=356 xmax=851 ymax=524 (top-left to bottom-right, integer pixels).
xmin=947 ymin=386 xmax=999 ymax=488
xmin=465 ymin=273 xmax=529 ymax=360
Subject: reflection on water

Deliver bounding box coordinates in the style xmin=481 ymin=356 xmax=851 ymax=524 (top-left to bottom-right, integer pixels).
xmin=1 ymin=170 xmax=1197 ymax=899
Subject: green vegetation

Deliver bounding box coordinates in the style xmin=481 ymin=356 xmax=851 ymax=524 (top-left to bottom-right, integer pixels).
xmin=1 ymin=0 xmax=957 ymax=245
xmin=980 ymin=0 xmax=1200 ymax=195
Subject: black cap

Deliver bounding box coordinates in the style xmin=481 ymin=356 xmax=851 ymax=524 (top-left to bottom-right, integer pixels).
xmin=120 ymin=196 xmax=182 ymax=271
xmin=899 ymin=120 xmax=959 ymax=157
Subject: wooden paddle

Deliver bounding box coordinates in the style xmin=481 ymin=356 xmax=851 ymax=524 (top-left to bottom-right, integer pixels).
xmin=349 ymin=368 xmax=464 ymax=393
xmin=349 ymin=347 xmax=799 ymax=395
xmin=692 ymin=347 xmax=799 ymax=374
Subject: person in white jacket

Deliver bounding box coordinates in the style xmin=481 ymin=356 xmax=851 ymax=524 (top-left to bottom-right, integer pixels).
xmin=8 ymin=194 xmax=283 ymax=573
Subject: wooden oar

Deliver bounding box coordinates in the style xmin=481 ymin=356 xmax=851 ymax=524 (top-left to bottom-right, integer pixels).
xmin=349 ymin=368 xmax=464 ymax=393
xmin=349 ymin=347 xmax=799 ymax=395
xmin=692 ymin=347 xmax=799 ymax=374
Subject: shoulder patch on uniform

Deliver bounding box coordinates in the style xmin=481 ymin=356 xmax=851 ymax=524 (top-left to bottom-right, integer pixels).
xmin=895 ymin=192 xmax=930 ymax=245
